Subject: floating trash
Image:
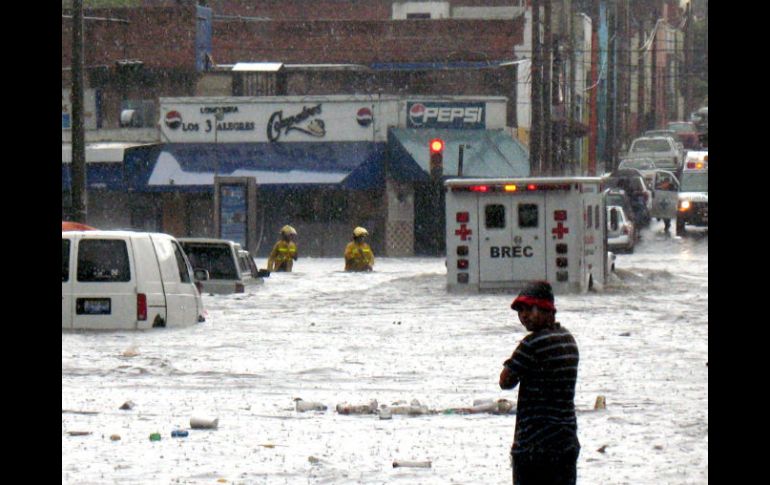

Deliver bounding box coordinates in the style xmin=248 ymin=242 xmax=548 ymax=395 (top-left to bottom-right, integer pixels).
xmin=294 ymin=399 xmax=327 ymax=412
xmin=393 ymin=460 xmax=432 ymax=468
xmin=190 ymin=417 xmax=218 ymax=429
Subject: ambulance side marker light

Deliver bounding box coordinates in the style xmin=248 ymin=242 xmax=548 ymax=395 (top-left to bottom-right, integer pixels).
xmin=457 ymin=245 xmax=469 ymax=256
xmin=556 ymin=243 xmax=568 ymax=254
xmin=457 ymin=259 xmax=469 ymax=270
xmin=456 ymin=212 xmax=470 ymax=223
xmin=556 ymin=257 xmax=568 ymax=268
xmin=504 ymin=184 xmax=518 ymax=192
xmin=554 ymin=210 xmax=567 ymax=221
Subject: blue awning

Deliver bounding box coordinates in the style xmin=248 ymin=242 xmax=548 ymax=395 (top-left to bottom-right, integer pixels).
xmin=125 ymin=142 xmax=387 ymax=192
xmin=62 ymin=163 xmax=124 ymax=191
xmin=388 ymin=128 xmax=530 ymax=180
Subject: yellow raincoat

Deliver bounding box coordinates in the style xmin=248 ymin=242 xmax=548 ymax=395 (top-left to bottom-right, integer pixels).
xmin=344 ymin=240 xmax=374 ymax=272
xmin=267 ymin=240 xmax=297 ymax=272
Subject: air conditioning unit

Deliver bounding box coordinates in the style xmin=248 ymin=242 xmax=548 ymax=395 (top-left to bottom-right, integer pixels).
xmin=120 ymin=100 xmax=156 ymax=128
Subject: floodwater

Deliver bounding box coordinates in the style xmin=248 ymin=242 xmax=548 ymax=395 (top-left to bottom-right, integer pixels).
xmin=62 ymin=222 xmax=707 ymax=484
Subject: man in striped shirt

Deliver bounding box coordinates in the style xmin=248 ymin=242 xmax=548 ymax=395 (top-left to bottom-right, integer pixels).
xmin=499 ymin=281 xmax=580 ymax=485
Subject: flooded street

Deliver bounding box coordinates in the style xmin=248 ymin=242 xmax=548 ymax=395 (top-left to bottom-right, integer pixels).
xmin=62 ymin=222 xmax=707 ymax=484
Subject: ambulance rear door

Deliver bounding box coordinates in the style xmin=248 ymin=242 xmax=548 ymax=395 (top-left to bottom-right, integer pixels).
xmin=478 ymin=192 xmax=546 ymax=285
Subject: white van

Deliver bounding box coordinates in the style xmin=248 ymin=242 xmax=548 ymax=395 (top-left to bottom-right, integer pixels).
xmin=178 ymin=238 xmax=264 ymax=294
xmin=62 ymin=231 xmax=205 ymax=330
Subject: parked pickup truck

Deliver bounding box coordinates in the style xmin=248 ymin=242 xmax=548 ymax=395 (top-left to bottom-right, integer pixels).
xmin=625 ymin=136 xmax=683 ymax=172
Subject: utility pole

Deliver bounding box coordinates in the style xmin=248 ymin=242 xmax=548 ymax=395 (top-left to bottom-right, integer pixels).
xmin=567 ymin=0 xmax=576 ymax=175
xmin=587 ymin=0 xmax=598 ymax=175
xmin=684 ymin=2 xmax=693 ymax=116
xmin=71 ymin=0 xmax=87 ymax=223
xmin=606 ymin=4 xmax=616 ymax=170
xmin=637 ymin=16 xmax=645 ymax=136
xmin=542 ymin=0 xmax=552 ymax=175
xmin=649 ymin=10 xmax=657 ymax=130
xmin=530 ymin=0 xmax=543 ymax=175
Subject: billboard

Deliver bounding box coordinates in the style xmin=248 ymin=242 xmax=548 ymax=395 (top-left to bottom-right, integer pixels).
xmin=406 ymin=101 xmax=486 ymax=129
xmin=160 ymin=100 xmax=382 ymax=143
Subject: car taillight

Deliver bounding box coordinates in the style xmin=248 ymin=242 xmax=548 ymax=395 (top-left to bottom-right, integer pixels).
xmin=137 ymin=293 xmax=147 ymax=321
xmin=235 ymin=283 xmax=245 ymax=293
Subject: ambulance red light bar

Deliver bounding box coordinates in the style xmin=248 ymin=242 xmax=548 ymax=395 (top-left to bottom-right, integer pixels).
xmin=469 ymin=185 xmax=489 ymax=192
xmin=452 ymin=183 xmax=570 ymax=193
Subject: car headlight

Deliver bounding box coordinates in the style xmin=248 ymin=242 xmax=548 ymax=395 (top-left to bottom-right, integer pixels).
xmin=678 ymin=200 xmax=691 ymax=211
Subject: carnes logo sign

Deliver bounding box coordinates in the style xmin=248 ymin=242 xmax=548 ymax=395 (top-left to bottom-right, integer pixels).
xmin=407 ymin=102 xmax=485 ymax=129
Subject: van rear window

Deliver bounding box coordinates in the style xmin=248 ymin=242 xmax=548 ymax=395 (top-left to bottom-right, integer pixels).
xmin=77 ymin=239 xmax=131 ymax=282
xmin=181 ymin=244 xmax=238 ymax=280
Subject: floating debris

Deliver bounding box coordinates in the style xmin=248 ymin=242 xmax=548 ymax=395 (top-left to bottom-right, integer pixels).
xmin=336 ymin=400 xmax=378 ymax=415
xmin=67 ymin=431 xmax=92 ymax=437
xmin=597 ymin=445 xmax=608 ymax=453
xmin=294 ymin=398 xmax=327 ymax=412
xmin=393 ymin=460 xmax=432 ymax=468
xmin=109 ymin=434 xmax=121 ymax=441
xmin=119 ymin=401 xmax=135 ymax=411
xmin=190 ymin=416 xmax=219 ymax=429
xmin=594 ymin=396 xmax=607 ymax=410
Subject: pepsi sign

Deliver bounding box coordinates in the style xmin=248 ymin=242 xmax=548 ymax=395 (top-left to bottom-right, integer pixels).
xmin=407 ymin=102 xmax=485 ymax=129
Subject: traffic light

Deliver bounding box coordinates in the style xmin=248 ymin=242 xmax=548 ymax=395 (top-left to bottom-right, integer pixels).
xmin=429 ymin=138 xmax=444 ymax=178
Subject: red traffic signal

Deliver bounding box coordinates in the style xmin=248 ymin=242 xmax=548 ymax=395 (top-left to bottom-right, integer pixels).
xmin=430 ymin=138 xmax=445 ymax=153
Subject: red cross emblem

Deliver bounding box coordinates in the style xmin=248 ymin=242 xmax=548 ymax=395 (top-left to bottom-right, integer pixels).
xmin=552 ymin=222 xmax=569 ymax=239
xmin=455 ymin=224 xmax=473 ymax=240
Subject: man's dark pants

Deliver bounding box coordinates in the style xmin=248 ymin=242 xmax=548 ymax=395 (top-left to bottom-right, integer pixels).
xmin=512 ymin=449 xmax=579 ymax=485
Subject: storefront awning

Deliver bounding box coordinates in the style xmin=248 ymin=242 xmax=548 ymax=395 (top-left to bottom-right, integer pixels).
xmin=387 ymin=128 xmax=530 ymax=180
xmin=124 ymin=142 xmax=387 ymax=192
xmin=61 ymin=142 xmax=146 ymax=191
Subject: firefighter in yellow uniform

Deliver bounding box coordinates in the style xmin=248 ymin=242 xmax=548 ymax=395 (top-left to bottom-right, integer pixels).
xmin=344 ymin=226 xmax=374 ymax=272
xmin=267 ymin=225 xmax=298 ymax=272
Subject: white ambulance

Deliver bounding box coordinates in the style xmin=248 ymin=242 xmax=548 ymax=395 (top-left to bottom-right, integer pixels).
xmin=444 ymin=177 xmax=609 ymax=293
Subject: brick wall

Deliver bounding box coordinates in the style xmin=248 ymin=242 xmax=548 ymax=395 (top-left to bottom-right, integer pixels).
xmin=144 ymin=0 xmax=520 ymax=19
xmin=63 ymin=6 xmax=199 ymax=70
xmin=212 ymin=18 xmax=523 ymax=64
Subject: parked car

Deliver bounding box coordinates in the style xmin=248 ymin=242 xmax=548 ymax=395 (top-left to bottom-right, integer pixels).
xmin=690 ymin=106 xmax=708 ymax=134
xmin=178 ymin=238 xmax=264 ymax=294
xmin=62 ymin=230 xmax=205 ymax=330
xmin=618 ymin=157 xmax=657 ymax=187
xmin=665 ymin=121 xmax=701 ymax=150
xmin=641 ymin=130 xmax=685 ymax=153
xmin=604 ymin=188 xmax=635 ymax=225
xmin=676 ymin=162 xmax=708 ymax=236
xmin=606 ymin=205 xmax=636 ymax=253
xmin=626 ymin=136 xmax=683 ymax=172
xmin=602 ymin=169 xmax=652 ymax=227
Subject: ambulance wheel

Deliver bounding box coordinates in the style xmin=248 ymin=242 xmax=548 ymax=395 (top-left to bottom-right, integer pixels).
xmin=675 ymin=219 xmax=685 ymax=236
